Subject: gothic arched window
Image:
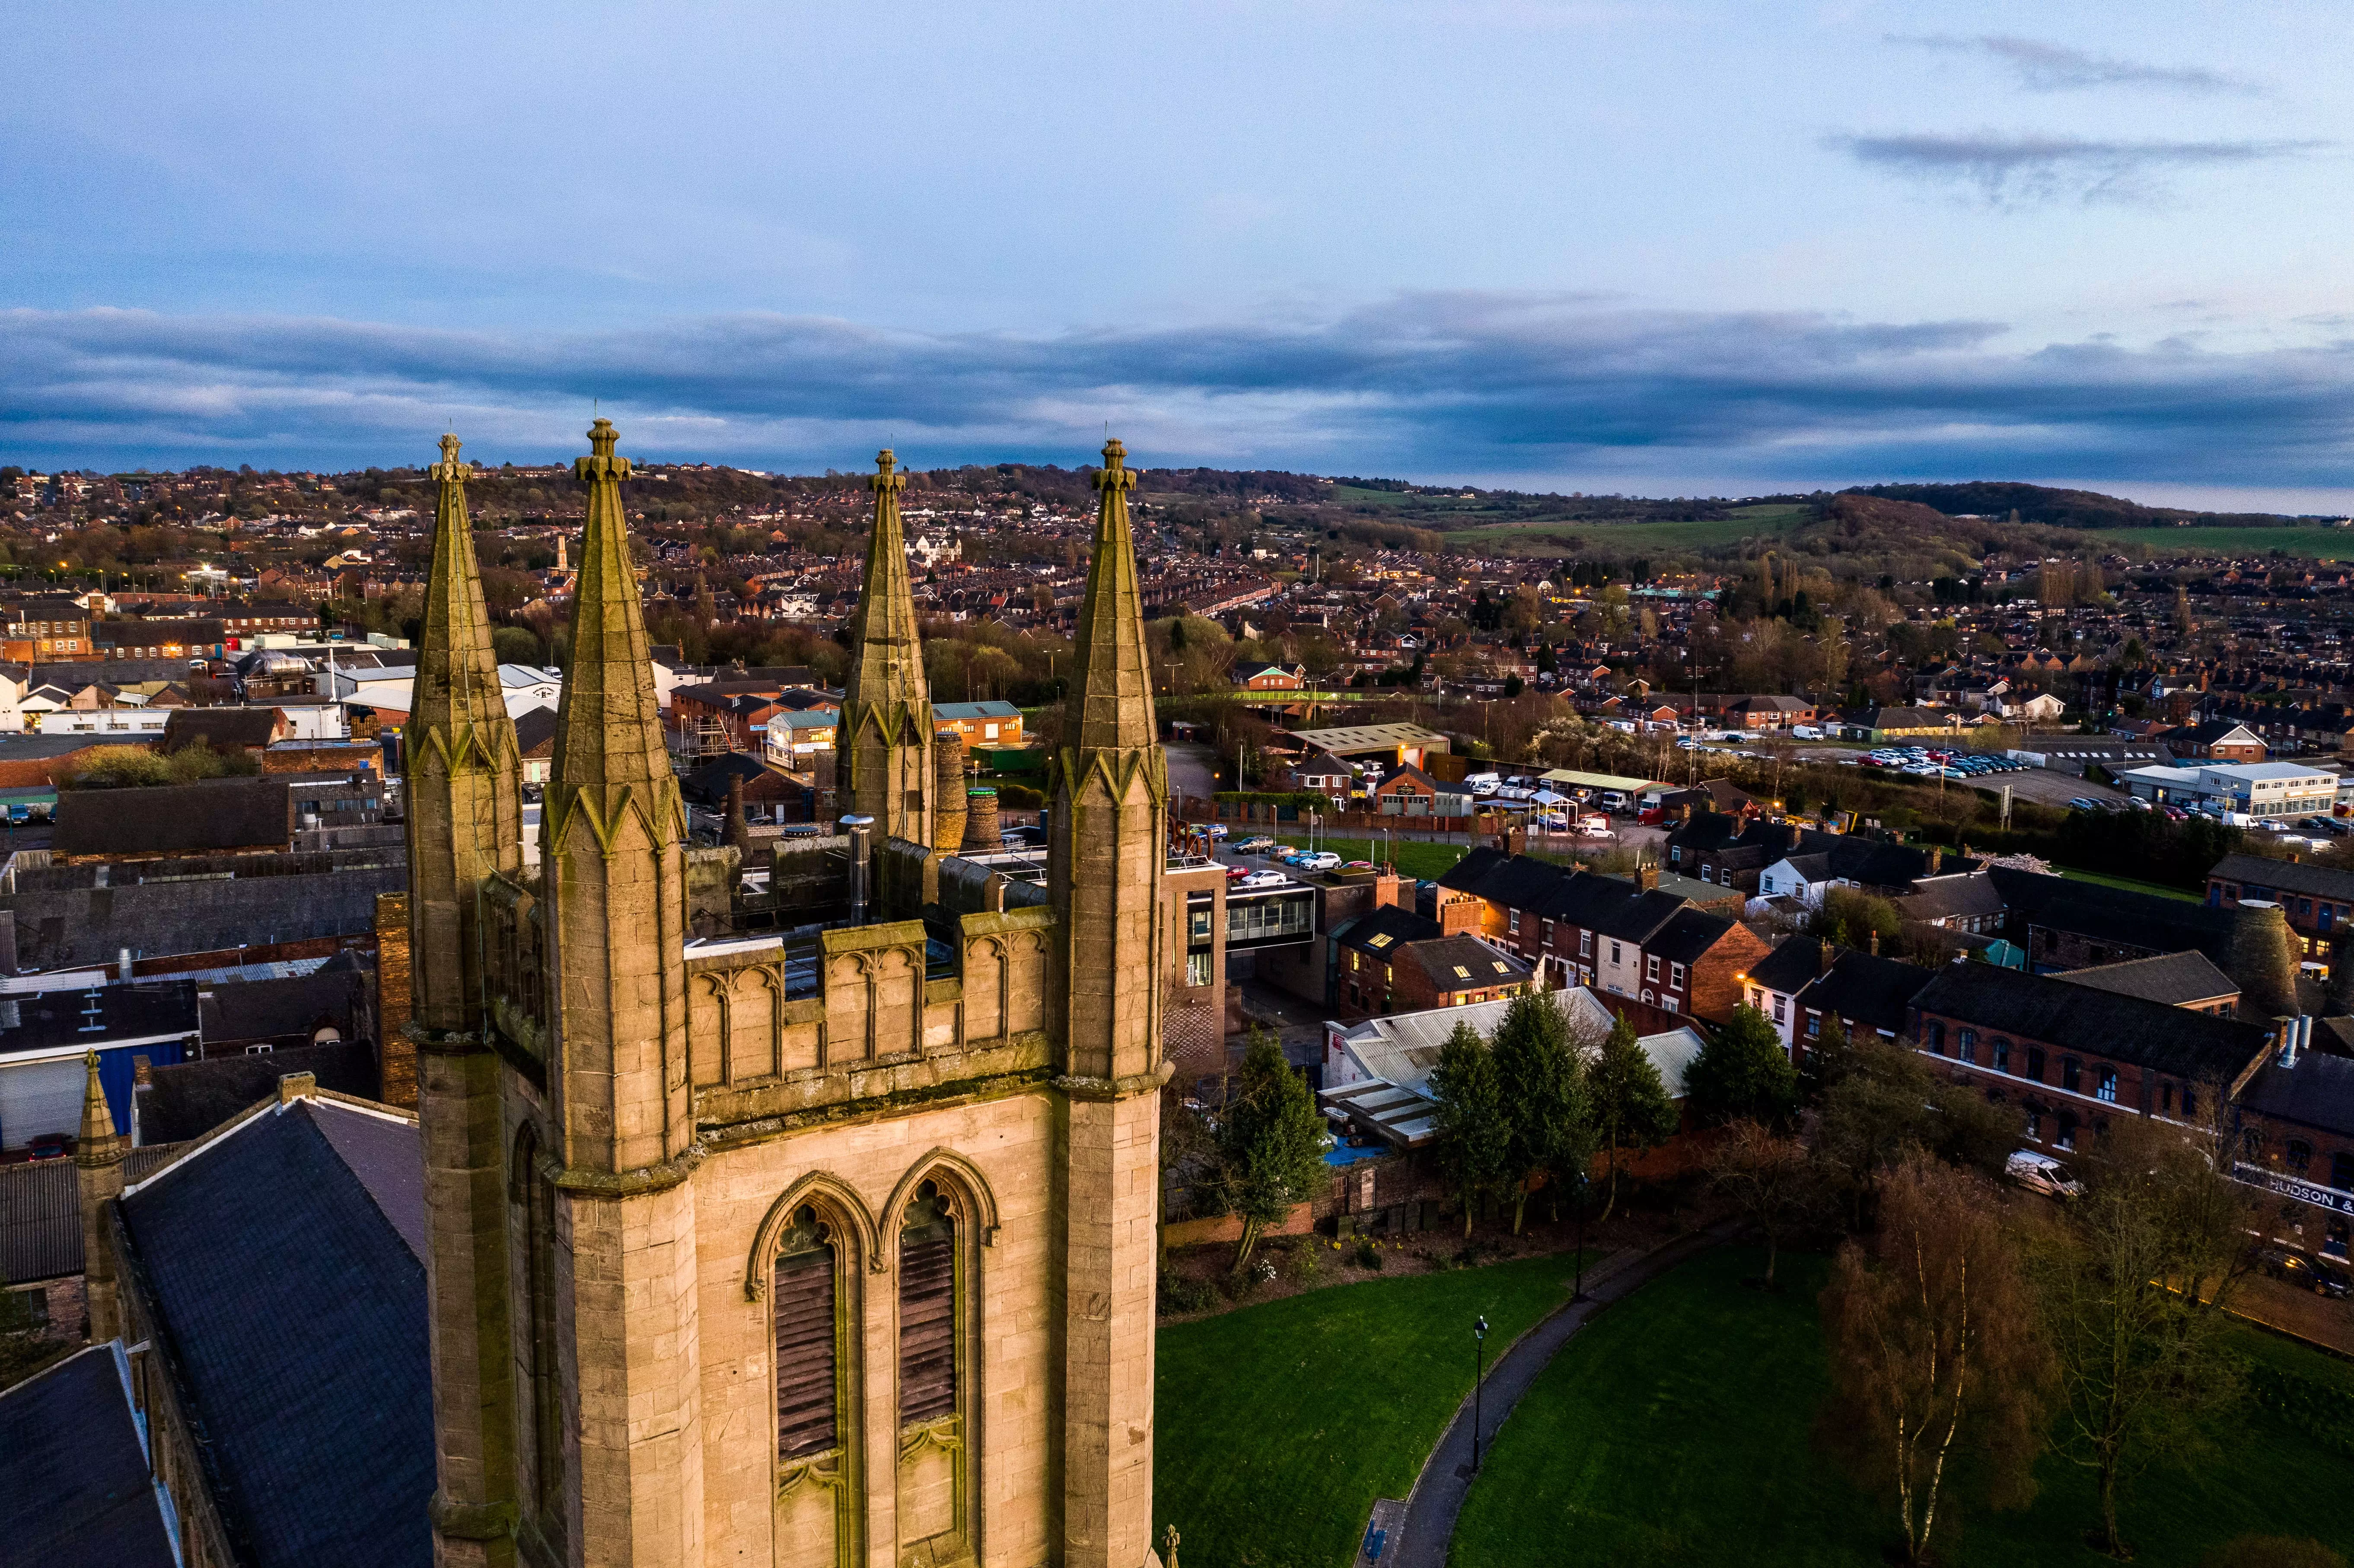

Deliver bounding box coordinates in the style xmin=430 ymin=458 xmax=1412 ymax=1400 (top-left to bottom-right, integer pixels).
xmin=773 ymin=1205 xmax=843 ymax=1461
xmin=899 ymin=1180 xmax=958 ymax=1425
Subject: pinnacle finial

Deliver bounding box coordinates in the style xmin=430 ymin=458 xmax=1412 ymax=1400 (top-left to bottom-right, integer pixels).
xmin=430 ymin=433 xmax=468 ymax=483
xmin=871 ymin=448 xmax=906 ymax=495
xmin=78 ymin=1049 xmax=116 ymax=1146
xmin=1095 ymin=437 xmax=1134 ymax=492
xmin=589 ymin=416 xmax=618 ymax=456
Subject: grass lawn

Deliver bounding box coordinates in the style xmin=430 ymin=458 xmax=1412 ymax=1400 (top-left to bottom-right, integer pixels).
xmin=1156 ymin=1252 xmax=1590 ymax=1568
xmin=1263 ymin=833 xmax=1472 ymax=882
xmin=1452 ymin=1247 xmax=2354 ymax=1568
xmin=2103 ymin=525 xmax=2354 ymax=561
xmin=2055 ymin=865 xmax=2201 ymax=903
xmin=1445 ymin=504 xmax=1816 ymax=557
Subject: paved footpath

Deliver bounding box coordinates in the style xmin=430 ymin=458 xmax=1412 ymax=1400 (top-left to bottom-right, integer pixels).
xmin=1387 ymin=1225 xmax=1731 ymax=1568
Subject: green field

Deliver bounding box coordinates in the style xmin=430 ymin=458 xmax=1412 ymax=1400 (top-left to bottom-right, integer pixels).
xmin=1259 ymin=833 xmax=1471 ymax=881
xmin=1446 ymin=503 xmax=1816 ymax=558
xmin=1453 ymin=1247 xmax=2354 ymax=1568
xmin=2055 ymin=865 xmax=2202 ymax=903
xmin=2104 ymin=525 xmax=2354 ymax=560
xmin=1156 ymin=1251 xmax=1590 ymax=1568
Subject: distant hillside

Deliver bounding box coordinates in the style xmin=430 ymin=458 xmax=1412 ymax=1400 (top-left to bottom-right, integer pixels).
xmin=1848 ymin=481 xmax=2304 ymax=531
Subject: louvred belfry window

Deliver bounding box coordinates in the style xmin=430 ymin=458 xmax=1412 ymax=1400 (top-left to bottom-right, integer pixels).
xmin=774 ymin=1207 xmax=840 ymax=1460
xmin=900 ymin=1181 xmax=957 ymax=1424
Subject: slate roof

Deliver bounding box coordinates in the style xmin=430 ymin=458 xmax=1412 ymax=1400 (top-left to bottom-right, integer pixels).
xmin=0 ymin=865 xmax=405 ymax=971
xmin=682 ymin=750 xmax=778 ymax=806
xmin=2237 ymin=1052 xmax=2354 ymax=1140
xmin=1909 ymin=962 xmax=2272 ymax=1079
xmin=1987 ymin=866 xmax=2240 ymax=961
xmin=2053 ymin=951 xmax=2238 ymax=1008
xmin=1644 ymin=907 xmax=1738 ymax=967
xmin=140 ymin=1038 xmax=378 ymax=1146
xmin=1334 ymin=903 xmax=1443 ymax=956
xmin=161 ymin=706 xmax=281 ymax=753
xmin=2207 ymin=853 xmax=2354 ymax=904
xmin=1404 ymin=936 xmax=1530 ymax=992
xmin=1748 ymin=934 xmax=1828 ymax=996
xmin=52 ymin=776 xmax=293 ymax=858
xmin=1802 ymin=949 xmax=1937 ymax=1037
xmin=0 ymin=1342 xmax=179 ymax=1567
xmin=118 ymin=1095 xmax=430 ymax=1568
xmin=513 ymin=704 xmax=560 ymax=758
xmin=1896 ymin=873 xmax=2008 ymax=923
xmin=198 ymin=967 xmax=370 ymax=1050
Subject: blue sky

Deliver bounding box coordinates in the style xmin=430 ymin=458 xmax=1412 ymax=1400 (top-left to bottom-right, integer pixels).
xmin=7 ymin=0 xmax=2354 ymax=507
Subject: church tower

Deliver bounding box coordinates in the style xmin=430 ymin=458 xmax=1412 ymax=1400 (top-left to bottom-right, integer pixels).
xmin=415 ymin=423 xmax=1166 ymax=1568
xmin=407 ymin=434 xmax=529 ymax=1568
xmin=1048 ymin=438 xmax=1168 ymax=1568
xmin=541 ymin=416 xmax=701 ymax=1564
xmin=838 ymin=450 xmax=933 ymax=846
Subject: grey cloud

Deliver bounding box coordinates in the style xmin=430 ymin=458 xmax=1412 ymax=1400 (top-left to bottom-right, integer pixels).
xmin=4 ymin=299 xmax=2354 ymax=490
xmin=1829 ymin=132 xmax=2323 ymax=207
xmin=1890 ymin=34 xmax=2258 ymax=95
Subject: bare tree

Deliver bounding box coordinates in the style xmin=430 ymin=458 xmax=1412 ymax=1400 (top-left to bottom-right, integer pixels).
xmin=1819 ymin=1155 xmax=2054 ymax=1564
xmin=2036 ymin=1128 xmax=2246 ymax=1555
xmin=1705 ymin=1120 xmax=1834 ymax=1289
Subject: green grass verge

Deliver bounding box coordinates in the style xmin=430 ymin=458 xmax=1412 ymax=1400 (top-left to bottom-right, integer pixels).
xmin=1453 ymin=1247 xmax=2354 ymax=1568
xmin=1261 ymin=833 xmax=1471 ymax=882
xmin=1443 ymin=505 xmax=1817 ymax=557
xmin=2104 ymin=525 xmax=2354 ymax=560
xmin=2055 ymin=865 xmax=2201 ymax=903
xmin=1156 ymin=1251 xmax=1590 ymax=1568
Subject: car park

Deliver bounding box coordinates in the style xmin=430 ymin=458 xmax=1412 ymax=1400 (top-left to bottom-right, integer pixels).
xmin=2006 ymin=1149 xmax=2083 ymax=1199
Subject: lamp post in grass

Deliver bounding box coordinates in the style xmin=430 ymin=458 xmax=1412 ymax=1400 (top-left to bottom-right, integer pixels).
xmin=1472 ymin=1315 xmax=1489 ymax=1472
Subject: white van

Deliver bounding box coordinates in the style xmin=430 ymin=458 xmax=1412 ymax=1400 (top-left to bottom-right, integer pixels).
xmin=1790 ymin=725 xmax=1822 ymax=741
xmin=1599 ymin=790 xmax=1629 ymax=811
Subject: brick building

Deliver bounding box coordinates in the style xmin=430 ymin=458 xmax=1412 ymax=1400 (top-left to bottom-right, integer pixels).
xmin=1906 ymin=962 xmax=2273 ymax=1156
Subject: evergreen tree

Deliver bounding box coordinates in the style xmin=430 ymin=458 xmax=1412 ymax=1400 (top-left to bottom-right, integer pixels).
xmin=1588 ymin=1011 xmax=1678 ymax=1221
xmin=1489 ymin=994 xmax=1593 ymax=1233
xmin=1430 ymin=1020 xmax=1511 ymax=1236
xmin=1212 ymin=1028 xmax=1329 ymax=1272
xmin=1685 ymin=1003 xmax=1799 ymax=1128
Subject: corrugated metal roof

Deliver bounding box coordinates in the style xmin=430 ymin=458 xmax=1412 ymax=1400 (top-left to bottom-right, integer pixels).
xmin=0 ymin=1142 xmax=185 ymax=1283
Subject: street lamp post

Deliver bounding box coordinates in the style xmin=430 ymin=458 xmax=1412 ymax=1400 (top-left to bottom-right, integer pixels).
xmin=1472 ymin=1314 xmax=1490 ymax=1472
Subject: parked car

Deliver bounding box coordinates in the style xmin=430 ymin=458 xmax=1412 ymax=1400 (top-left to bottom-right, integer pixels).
xmin=1224 ymin=864 xmax=1251 ymax=881
xmin=1234 ymin=836 xmax=1276 ymax=852
xmin=1235 ymin=870 xmax=1288 ymax=890
xmin=1296 ymin=851 xmax=1341 ymax=872
xmin=1204 ymin=824 xmax=1229 ymax=839
xmin=2255 ymin=1245 xmax=2353 ymax=1298
xmin=2067 ymin=797 xmax=2102 ymax=812
xmin=26 ymin=1132 xmax=74 ymax=1161
xmin=2005 ymin=1149 xmax=2083 ymax=1199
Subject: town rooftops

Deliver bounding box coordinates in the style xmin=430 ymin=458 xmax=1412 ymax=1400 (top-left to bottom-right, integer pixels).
xmin=1908 ymin=961 xmax=2272 ymax=1080
xmin=118 ymin=1089 xmax=430 ymax=1568
xmin=1803 ymin=948 xmax=1938 ymax=1038
xmin=51 ymin=776 xmax=293 ymax=858
xmin=1404 ymin=935 xmax=1531 ymax=992
xmin=1747 ymin=934 xmax=1828 ymax=996
xmin=0 ymin=979 xmax=201 ymax=1063
xmin=2236 ymin=1051 xmax=2354 ymax=1142
xmin=932 ymin=700 xmax=1022 ymax=721
xmin=2053 ymin=951 xmax=2239 ymax=1009
xmin=0 ymin=1342 xmax=180 ymax=1567
xmin=160 ymin=706 xmax=282 ymax=752
xmin=1334 ymin=903 xmax=1443 ymax=956
xmin=2207 ymin=852 xmax=2354 ymax=903
xmin=1286 ymin=722 xmax=1448 ymax=755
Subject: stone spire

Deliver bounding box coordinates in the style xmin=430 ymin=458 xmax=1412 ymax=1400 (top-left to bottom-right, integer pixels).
xmin=548 ymin=417 xmax=682 ymax=855
xmin=539 ymin=417 xmax=702 ymax=1562
xmin=408 ymin=436 xmax=527 ymax=1567
xmin=838 ymin=449 xmax=933 ymax=846
xmin=1067 ymin=438 xmax=1157 ymax=754
xmin=75 ymin=1051 xmax=127 ymax=1341
xmin=1047 ymin=438 xmax=1167 ymax=1568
